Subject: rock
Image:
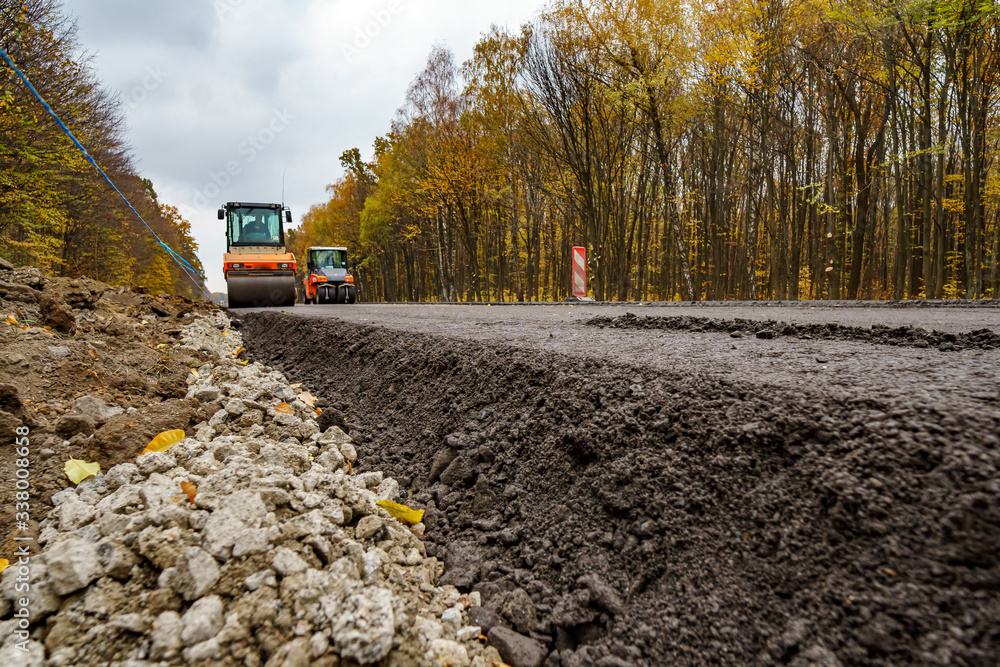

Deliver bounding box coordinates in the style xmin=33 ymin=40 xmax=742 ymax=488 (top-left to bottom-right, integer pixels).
xmin=224 ymin=398 xmax=246 ymax=416
xmin=110 ymin=612 xmax=149 ymax=633
xmin=56 ymin=495 xmax=96 ymax=531
xmin=319 ymin=425 xmax=351 ymax=445
xmin=55 ymin=413 xmax=94 ymax=437
xmin=104 ymin=463 xmax=138 ymax=491
xmin=193 ymin=386 xmax=221 ymax=402
xmin=488 ymin=626 xmax=547 ymax=667
xmin=413 ymin=616 xmax=444 ymax=642
xmin=40 ymin=293 xmax=76 ymax=334
xmin=501 ymin=588 xmax=539 ymax=634
xmin=0 ymin=256 xmax=13 ymax=270
xmin=0 ymin=638 xmax=44 ymax=666
xmin=356 ymin=515 xmax=385 ymax=540
xmin=165 ymin=547 xmax=220 ymax=601
xmin=272 ymin=547 xmax=308 ymax=577
xmin=440 ymin=453 xmax=477 ymax=487
xmin=376 ymin=477 xmax=400 ymax=501
xmin=326 ymin=587 xmax=395 ymax=664
xmin=244 ymin=570 xmax=277 ymax=591
xmin=181 ymin=595 xmax=224 ymax=646
xmin=45 ymin=537 xmax=102 ymax=595
xmin=74 ymin=395 xmax=124 ymax=425
xmin=96 ymin=539 xmax=138 ymax=581
xmin=1 ymin=563 xmax=61 ymax=623
xmin=265 ymin=637 xmax=311 ymax=666
xmin=441 ymin=606 xmax=463 ymax=630
xmin=151 ymin=610 xmax=184 ymax=659
xmin=469 ymin=606 xmax=506 ymax=634
xmin=797 ymin=645 xmax=844 ymax=667
xmin=202 ymin=490 xmax=268 ymax=559
xmin=579 ymin=574 xmax=622 ymax=615
xmin=551 ymin=589 xmax=596 ymax=628
xmin=426 ymin=639 xmax=469 ymax=665
xmin=439 ymin=543 xmax=478 ymax=588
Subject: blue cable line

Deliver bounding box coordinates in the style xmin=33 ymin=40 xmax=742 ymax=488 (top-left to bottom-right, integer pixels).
xmin=0 ymin=45 xmax=211 ymax=298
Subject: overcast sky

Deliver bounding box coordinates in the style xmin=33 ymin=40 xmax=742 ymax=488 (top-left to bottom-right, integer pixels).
xmin=70 ymin=0 xmax=545 ymax=293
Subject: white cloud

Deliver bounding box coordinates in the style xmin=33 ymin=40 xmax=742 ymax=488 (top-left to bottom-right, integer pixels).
xmin=71 ymin=0 xmax=545 ymax=292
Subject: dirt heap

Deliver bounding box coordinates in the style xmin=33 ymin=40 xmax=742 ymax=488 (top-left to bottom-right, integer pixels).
xmin=0 ymin=266 xmax=225 ymax=557
xmin=0 ymin=311 xmax=501 ymax=666
xmin=242 ymin=312 xmax=1000 ymax=667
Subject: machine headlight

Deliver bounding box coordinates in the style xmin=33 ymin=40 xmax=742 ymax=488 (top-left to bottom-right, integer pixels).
xmin=318 ymin=277 xmax=327 ymax=282
xmin=231 ymin=263 xmax=243 ymax=269
xmin=346 ymin=275 xmax=355 ymax=283
xmin=278 ymin=263 xmax=289 ymax=269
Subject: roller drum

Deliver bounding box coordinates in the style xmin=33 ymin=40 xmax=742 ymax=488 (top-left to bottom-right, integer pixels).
xmin=227 ymin=275 xmax=297 ymax=308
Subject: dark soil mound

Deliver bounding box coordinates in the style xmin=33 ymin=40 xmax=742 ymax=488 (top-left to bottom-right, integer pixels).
xmin=586 ymin=312 xmax=1000 ymax=352
xmin=242 ymin=312 xmax=1000 ymax=666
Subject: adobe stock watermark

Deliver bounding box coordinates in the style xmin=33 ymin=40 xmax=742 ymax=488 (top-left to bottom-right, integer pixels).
xmin=123 ymin=65 xmax=168 ymax=110
xmin=342 ymin=0 xmax=407 ymax=63
xmin=192 ymin=108 xmax=295 ymax=209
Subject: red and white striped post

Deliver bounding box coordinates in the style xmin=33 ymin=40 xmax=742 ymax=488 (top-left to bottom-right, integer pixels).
xmin=572 ymin=246 xmax=587 ymax=298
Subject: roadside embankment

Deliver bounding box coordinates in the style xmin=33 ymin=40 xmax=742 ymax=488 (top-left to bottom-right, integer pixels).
xmin=243 ymin=310 xmax=1000 ymax=667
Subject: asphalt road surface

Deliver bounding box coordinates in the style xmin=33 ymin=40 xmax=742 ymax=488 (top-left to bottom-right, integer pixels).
xmin=239 ymin=301 xmax=1000 ymax=407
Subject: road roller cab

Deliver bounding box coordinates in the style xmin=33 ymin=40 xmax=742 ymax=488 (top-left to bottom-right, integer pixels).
xmin=220 ymin=202 xmax=298 ymax=308
xmin=303 ymin=247 xmax=357 ymax=304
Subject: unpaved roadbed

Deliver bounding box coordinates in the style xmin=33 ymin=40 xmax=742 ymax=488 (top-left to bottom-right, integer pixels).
xmin=242 ymin=310 xmax=1000 ymax=666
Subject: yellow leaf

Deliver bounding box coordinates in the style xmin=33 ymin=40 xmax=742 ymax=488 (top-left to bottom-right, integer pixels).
xmin=5 ymin=315 xmax=17 ymax=326
xmin=157 ymin=343 xmax=168 ymax=349
xmin=290 ymin=383 xmax=303 ymax=389
xmin=65 ymin=458 xmax=101 ymax=484
xmin=297 ymin=392 xmax=317 ymax=408
xmin=376 ymin=500 xmax=425 ymax=526
xmin=190 ymin=368 xmax=200 ymax=378
xmin=233 ymin=347 xmax=246 ymax=358
xmin=140 ymin=320 xmax=149 ymax=325
xmin=141 ymin=429 xmax=185 ymax=456
xmin=274 ymin=402 xmax=293 ymax=414
xmin=88 ymin=348 xmax=98 ymax=361
xmin=180 ymin=481 xmax=197 ymax=504
xmin=0 ymin=559 xmax=8 ymax=574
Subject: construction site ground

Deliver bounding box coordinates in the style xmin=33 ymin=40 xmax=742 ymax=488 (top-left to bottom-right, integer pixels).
xmin=236 ymin=301 xmax=1000 ymax=666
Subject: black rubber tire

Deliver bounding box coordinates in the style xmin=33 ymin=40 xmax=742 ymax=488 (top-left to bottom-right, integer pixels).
xmin=346 ymin=287 xmax=357 ymax=304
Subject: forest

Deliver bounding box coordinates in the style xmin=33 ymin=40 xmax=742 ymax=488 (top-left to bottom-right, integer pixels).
xmin=298 ymin=0 xmax=1000 ymax=302
xmin=0 ymin=0 xmax=204 ymax=296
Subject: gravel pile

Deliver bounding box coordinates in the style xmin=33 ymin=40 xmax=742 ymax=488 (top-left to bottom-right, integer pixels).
xmin=0 ymin=311 xmax=500 ymax=666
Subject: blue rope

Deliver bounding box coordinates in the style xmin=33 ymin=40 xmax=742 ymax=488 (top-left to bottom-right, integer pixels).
xmin=0 ymin=45 xmax=211 ymax=298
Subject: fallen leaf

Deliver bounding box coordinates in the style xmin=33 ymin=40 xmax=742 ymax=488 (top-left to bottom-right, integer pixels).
xmin=180 ymin=481 xmax=197 ymax=504
xmin=190 ymin=368 xmax=200 ymax=378
xmin=376 ymin=500 xmax=425 ymax=526
xmin=88 ymin=348 xmax=98 ymax=361
xmin=140 ymin=320 xmax=149 ymax=325
xmin=141 ymin=429 xmax=185 ymax=456
xmin=156 ymin=343 xmax=168 ymax=349
xmin=290 ymin=383 xmax=303 ymax=389
xmin=885 ymin=568 xmax=898 ymax=577
xmin=238 ymin=359 xmax=248 ymax=365
xmin=0 ymin=559 xmax=8 ymax=574
xmin=297 ymin=392 xmax=317 ymax=408
xmin=233 ymin=347 xmax=246 ymax=358
xmin=65 ymin=458 xmax=101 ymax=484
xmin=274 ymin=402 xmax=293 ymax=414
